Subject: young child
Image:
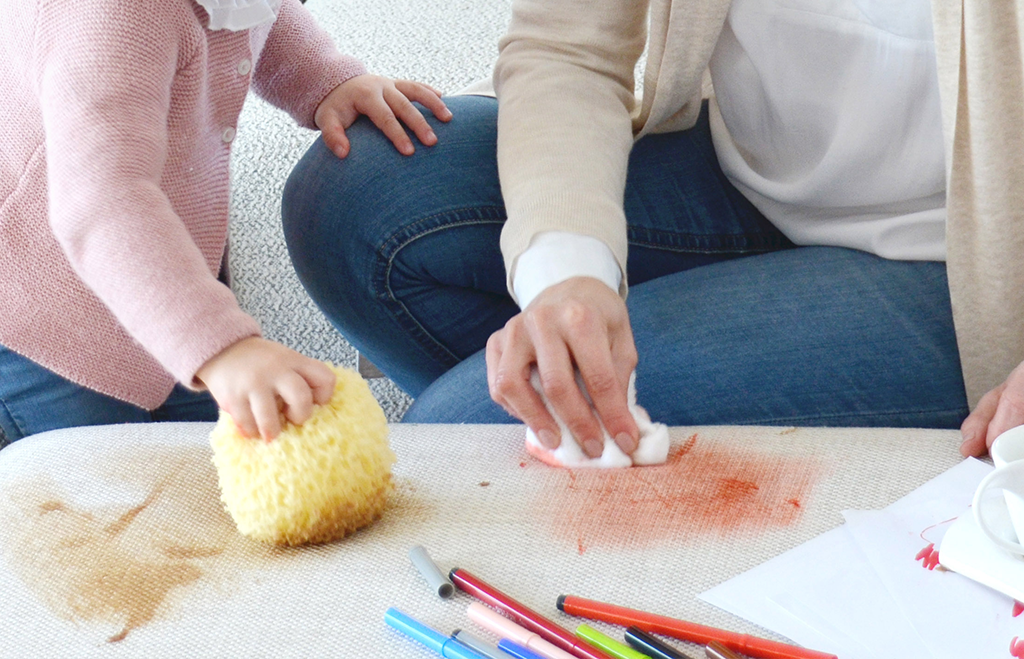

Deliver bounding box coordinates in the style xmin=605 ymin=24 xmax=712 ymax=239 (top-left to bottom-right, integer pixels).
xmin=0 ymin=0 xmax=451 ymax=446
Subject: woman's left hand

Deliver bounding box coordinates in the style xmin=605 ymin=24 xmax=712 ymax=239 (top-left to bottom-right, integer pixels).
xmin=960 ymin=360 xmax=1024 ymax=456
xmin=314 ymin=74 xmax=452 ymax=159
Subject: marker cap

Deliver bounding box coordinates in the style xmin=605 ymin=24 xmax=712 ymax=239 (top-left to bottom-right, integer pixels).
xmin=453 ymin=629 xmax=516 ymax=659
xmin=409 ymin=545 xmax=455 ymax=599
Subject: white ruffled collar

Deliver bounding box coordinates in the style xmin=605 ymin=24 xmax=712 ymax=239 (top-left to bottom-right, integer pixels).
xmin=196 ymin=0 xmax=282 ymax=31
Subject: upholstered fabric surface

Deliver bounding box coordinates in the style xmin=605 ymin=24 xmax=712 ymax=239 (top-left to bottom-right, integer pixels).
xmin=0 ymin=422 xmax=962 ymax=657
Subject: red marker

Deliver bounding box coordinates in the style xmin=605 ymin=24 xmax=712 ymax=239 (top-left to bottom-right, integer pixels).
xmin=448 ymin=569 xmax=615 ymax=659
xmin=557 ymin=595 xmax=837 ymax=659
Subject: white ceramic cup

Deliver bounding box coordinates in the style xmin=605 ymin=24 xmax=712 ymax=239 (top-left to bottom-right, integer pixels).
xmin=973 ymin=425 xmax=1024 ymax=554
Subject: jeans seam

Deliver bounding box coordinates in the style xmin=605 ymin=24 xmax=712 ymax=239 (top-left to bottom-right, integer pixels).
xmin=376 ymin=206 xmax=507 ymax=367
xmin=627 ymin=226 xmax=793 ymax=254
xmin=0 ymin=395 xmax=22 ymax=447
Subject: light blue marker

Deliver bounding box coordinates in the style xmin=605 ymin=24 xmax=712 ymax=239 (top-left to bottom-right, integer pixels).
xmin=385 ymin=607 xmax=487 ymax=659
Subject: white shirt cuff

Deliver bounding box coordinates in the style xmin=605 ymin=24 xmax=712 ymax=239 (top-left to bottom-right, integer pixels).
xmin=512 ymin=231 xmax=622 ymax=310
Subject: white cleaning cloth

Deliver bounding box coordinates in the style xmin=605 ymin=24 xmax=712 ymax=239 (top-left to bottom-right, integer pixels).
xmin=524 ymin=370 xmax=669 ymax=468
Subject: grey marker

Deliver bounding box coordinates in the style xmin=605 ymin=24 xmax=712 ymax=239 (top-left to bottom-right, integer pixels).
xmin=408 ymin=545 xmax=454 ymax=599
xmin=453 ymin=629 xmax=515 ymax=659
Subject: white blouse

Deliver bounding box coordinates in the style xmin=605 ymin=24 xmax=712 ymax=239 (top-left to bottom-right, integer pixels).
xmin=513 ymin=0 xmax=946 ymax=308
xmin=708 ymin=0 xmax=946 ymax=261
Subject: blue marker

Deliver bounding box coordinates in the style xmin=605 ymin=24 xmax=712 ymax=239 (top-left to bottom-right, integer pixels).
xmin=385 ymin=608 xmax=487 ymax=659
xmin=497 ymin=638 xmax=548 ymax=659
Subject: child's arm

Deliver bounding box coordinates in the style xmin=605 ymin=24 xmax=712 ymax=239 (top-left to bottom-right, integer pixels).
xmin=252 ymin=0 xmax=450 ymax=158
xmin=33 ymin=0 xmax=327 ymax=440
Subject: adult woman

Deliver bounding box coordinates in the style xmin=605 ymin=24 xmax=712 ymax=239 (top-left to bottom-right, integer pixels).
xmin=283 ymin=0 xmax=1024 ymax=459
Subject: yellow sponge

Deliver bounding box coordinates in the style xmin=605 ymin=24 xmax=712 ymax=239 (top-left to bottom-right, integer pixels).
xmin=209 ymin=364 xmax=395 ymax=546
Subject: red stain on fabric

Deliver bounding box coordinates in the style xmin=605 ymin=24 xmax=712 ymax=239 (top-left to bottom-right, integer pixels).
xmin=1014 ymin=601 xmax=1024 ymax=618
xmin=540 ymin=434 xmax=819 ymax=550
xmin=1011 ymin=636 xmax=1024 ymax=658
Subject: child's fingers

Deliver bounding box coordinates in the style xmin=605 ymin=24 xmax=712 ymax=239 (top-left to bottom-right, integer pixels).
xmin=395 ymin=80 xmax=452 ymax=122
xmin=383 ymin=87 xmax=437 ymax=147
xmin=297 ymin=360 xmax=337 ymax=405
xmin=278 ymin=371 xmax=315 ymax=427
xmin=363 ymin=94 xmax=415 ymax=155
xmin=250 ymin=390 xmax=283 ymax=441
xmin=317 ymin=110 xmax=351 ymax=159
xmin=229 ymin=399 xmax=259 ymax=440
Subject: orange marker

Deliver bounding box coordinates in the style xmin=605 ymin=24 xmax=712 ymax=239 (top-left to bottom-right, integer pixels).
xmin=557 ymin=595 xmax=836 ymax=659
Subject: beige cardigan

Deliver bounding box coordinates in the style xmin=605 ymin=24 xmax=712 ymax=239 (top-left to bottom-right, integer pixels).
xmin=493 ymin=0 xmax=1024 ymax=408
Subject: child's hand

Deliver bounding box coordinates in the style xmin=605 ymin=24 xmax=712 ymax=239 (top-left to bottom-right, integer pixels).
xmin=314 ymin=74 xmax=452 ymax=159
xmin=195 ymin=337 xmax=337 ymax=441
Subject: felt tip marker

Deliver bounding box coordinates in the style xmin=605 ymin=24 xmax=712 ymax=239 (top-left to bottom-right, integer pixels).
xmin=467 ymin=602 xmax=577 ymax=659
xmin=574 ymin=624 xmax=648 ymax=659
xmin=557 ymin=596 xmax=837 ymax=659
xmin=450 ymin=568 xmax=615 ymax=659
xmin=385 ymin=607 xmax=487 ymax=659
xmin=624 ymin=626 xmax=698 ymax=659
xmin=499 ymin=638 xmax=550 ymax=659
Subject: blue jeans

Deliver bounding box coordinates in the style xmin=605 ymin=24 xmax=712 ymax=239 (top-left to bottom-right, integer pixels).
xmin=283 ymin=95 xmax=969 ymax=429
xmin=0 ymin=344 xmax=219 ymax=447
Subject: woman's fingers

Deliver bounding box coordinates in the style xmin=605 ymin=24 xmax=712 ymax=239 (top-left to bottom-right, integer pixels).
xmin=986 ymin=367 xmax=1024 ymax=447
xmin=486 ymin=278 xmax=638 ymax=459
xmin=569 ymin=327 xmax=638 ymax=454
xmin=529 ymin=312 xmax=605 ymax=457
xmin=960 ymin=387 xmax=999 ymax=456
xmin=488 ymin=322 xmax=561 ymax=448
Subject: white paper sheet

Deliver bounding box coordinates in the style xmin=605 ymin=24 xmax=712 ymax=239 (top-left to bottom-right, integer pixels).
xmin=700 ymin=459 xmax=1018 ymax=659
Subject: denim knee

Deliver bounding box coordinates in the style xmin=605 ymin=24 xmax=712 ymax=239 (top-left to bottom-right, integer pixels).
xmin=282 ymin=96 xmax=500 ymax=315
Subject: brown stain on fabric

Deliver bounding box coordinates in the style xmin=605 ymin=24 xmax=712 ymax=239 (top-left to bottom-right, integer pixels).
xmin=0 ymin=445 xmax=281 ymax=643
xmin=543 ymin=433 xmax=820 ymax=552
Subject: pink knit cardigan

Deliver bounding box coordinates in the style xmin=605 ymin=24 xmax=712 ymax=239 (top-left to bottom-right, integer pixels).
xmin=0 ymin=0 xmax=364 ymax=409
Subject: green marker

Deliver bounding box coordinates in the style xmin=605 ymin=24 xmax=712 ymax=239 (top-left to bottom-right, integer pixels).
xmin=575 ymin=624 xmax=650 ymax=659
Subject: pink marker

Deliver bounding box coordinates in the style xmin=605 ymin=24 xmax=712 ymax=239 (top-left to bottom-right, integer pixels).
xmin=467 ymin=602 xmax=577 ymax=659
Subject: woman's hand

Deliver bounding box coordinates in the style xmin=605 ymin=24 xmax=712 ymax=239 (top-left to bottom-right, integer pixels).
xmin=195 ymin=337 xmax=337 ymax=441
xmin=314 ymin=74 xmax=452 ymax=159
xmin=960 ymin=360 xmax=1024 ymax=456
xmin=486 ymin=277 xmax=640 ymax=458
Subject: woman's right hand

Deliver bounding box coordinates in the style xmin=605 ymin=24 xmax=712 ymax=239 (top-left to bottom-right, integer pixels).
xmin=486 ymin=277 xmax=639 ymax=458
xmin=195 ymin=337 xmax=337 ymax=441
